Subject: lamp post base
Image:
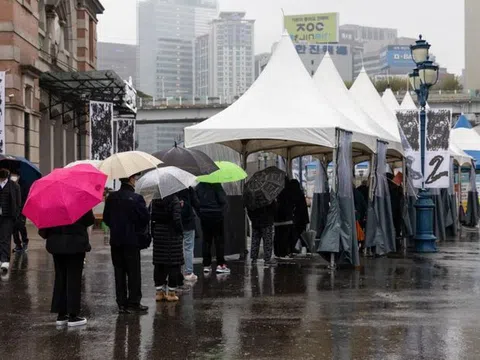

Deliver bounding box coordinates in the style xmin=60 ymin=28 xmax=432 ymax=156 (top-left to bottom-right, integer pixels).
xmin=413 ymin=189 xmax=437 ymax=253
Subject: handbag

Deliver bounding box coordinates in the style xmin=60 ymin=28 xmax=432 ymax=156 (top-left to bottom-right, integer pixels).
xmin=356 ymin=220 xmax=365 ymax=242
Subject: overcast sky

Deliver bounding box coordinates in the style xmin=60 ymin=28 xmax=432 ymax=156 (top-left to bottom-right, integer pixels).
xmin=97 ymin=0 xmax=464 ymax=74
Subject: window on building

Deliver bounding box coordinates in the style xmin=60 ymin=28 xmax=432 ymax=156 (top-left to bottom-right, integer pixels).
xmin=38 ymin=0 xmax=46 ymax=30
xmin=89 ymin=18 xmax=95 ymax=63
xmin=24 ymin=85 xmax=33 ymax=109
xmin=24 ymin=113 xmax=30 ymax=160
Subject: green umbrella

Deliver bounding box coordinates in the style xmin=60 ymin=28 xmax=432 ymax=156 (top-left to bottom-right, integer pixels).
xmin=197 ymin=161 xmax=247 ymax=184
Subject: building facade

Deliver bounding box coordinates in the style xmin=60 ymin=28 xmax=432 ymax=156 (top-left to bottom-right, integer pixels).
xmin=465 ymin=0 xmax=480 ymax=90
xmin=97 ymin=42 xmax=137 ymax=85
xmin=254 ymin=53 xmax=270 ymax=79
xmin=137 ymin=0 xmax=218 ymax=99
xmin=0 ymin=0 xmax=104 ymax=174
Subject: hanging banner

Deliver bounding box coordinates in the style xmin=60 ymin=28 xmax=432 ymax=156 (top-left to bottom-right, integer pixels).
xmin=396 ymin=109 xmax=422 ymax=187
xmin=89 ymin=101 xmax=113 ymax=160
xmin=114 ymin=118 xmax=136 ymax=153
xmin=425 ymin=109 xmax=451 ymax=188
xmin=0 ymin=71 xmax=5 ymax=154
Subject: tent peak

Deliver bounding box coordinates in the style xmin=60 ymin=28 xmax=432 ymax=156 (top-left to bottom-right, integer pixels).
xmin=454 ymin=114 xmax=473 ymax=129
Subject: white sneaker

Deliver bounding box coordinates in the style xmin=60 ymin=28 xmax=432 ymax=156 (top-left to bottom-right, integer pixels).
xmin=184 ymin=273 xmax=198 ymax=282
xmin=0 ymin=262 xmax=9 ymax=272
xmin=203 ymin=267 xmax=212 ymax=274
xmin=68 ymin=316 xmax=87 ymax=327
xmin=216 ymin=265 xmax=231 ymax=274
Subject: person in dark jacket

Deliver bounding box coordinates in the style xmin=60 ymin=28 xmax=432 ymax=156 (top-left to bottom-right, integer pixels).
xmin=246 ymin=201 xmax=277 ymax=265
xmin=11 ymin=170 xmax=29 ymax=253
xmin=357 ymin=180 xmax=369 ymax=204
xmin=177 ymin=187 xmax=200 ymax=281
xmin=386 ymin=173 xmax=404 ymax=249
xmin=0 ymin=168 xmax=21 ymax=272
xmin=151 ymin=194 xmax=184 ymax=302
xmin=290 ymin=179 xmax=309 ymax=252
xmin=39 ymin=210 xmax=94 ymax=327
xmin=103 ymin=174 xmax=150 ymax=314
xmin=196 ymin=182 xmax=230 ymax=274
xmin=274 ymin=177 xmax=296 ymax=258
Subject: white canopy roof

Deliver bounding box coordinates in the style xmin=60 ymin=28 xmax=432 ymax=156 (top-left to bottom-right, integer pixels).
xmin=450 ymin=141 xmax=473 ymax=166
xmin=400 ymin=92 xmax=417 ymax=109
xmin=185 ymin=32 xmax=372 ymax=158
xmin=382 ymin=88 xmax=400 ymax=115
xmin=451 ymin=127 xmax=480 ymax=153
xmin=313 ymin=52 xmax=395 ymax=153
xmin=349 ymin=69 xmax=403 ymax=156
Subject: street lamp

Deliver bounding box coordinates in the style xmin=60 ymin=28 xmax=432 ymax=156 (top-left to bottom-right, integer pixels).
xmin=409 ymin=35 xmax=439 ymax=253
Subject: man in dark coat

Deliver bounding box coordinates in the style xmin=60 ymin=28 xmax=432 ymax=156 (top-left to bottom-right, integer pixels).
xmin=103 ymin=173 xmax=150 ymax=314
xmin=386 ymin=173 xmax=404 ymax=250
xmin=11 ymin=170 xmax=29 ymax=253
xmin=39 ymin=210 xmax=95 ymax=327
xmin=196 ymin=182 xmax=230 ymax=274
xmin=177 ymin=187 xmax=200 ymax=281
xmin=151 ymin=194 xmax=184 ymax=302
xmin=0 ymin=168 xmax=22 ymax=272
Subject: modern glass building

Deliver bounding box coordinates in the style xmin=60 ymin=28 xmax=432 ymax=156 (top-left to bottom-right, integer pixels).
xmin=137 ymin=0 xmax=218 ymax=98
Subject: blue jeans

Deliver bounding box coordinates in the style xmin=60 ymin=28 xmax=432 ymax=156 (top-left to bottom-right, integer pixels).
xmin=183 ymin=230 xmax=195 ymax=275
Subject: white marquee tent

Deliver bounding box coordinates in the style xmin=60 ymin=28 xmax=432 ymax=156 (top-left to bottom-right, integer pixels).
xmin=349 ymin=68 xmax=403 ymax=158
xmin=382 ymin=88 xmax=400 ymax=115
xmin=400 ymin=91 xmax=417 ymax=110
xmin=313 ymin=52 xmax=398 ymax=156
xmin=185 ymin=32 xmax=378 ymax=159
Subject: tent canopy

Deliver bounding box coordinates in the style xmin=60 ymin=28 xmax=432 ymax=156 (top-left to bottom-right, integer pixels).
xmin=382 ymin=88 xmax=400 ymax=114
xmin=451 ymin=115 xmax=480 ymax=169
xmin=400 ymin=91 xmax=417 ymax=110
xmin=185 ymin=32 xmax=375 ymax=159
xmin=349 ymin=68 xmax=403 ymax=158
xmin=313 ymin=52 xmax=395 ymax=154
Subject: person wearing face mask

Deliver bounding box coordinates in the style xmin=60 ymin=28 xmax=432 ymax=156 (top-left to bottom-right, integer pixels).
xmin=103 ymin=173 xmax=150 ymax=314
xmin=10 ymin=170 xmax=29 ymax=253
xmin=0 ymin=168 xmax=21 ymax=272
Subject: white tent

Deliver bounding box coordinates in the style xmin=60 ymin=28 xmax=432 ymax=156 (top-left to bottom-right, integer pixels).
xmin=382 ymin=88 xmax=400 ymax=115
xmin=400 ymin=91 xmax=417 ymax=109
xmin=185 ymin=32 xmax=374 ymax=159
xmin=349 ymin=68 xmax=403 ymax=157
xmin=313 ymin=52 xmax=396 ymax=154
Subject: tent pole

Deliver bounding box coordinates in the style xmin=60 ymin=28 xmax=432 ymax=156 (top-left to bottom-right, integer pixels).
xmin=367 ymin=152 xmax=376 ymax=257
xmin=240 ymin=149 xmax=248 ymax=260
xmin=329 ymin=131 xmax=339 ymax=270
xmin=402 ymin=157 xmax=407 ymax=253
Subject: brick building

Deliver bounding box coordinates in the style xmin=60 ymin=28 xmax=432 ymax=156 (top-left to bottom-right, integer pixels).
xmin=0 ymin=0 xmax=105 ymax=174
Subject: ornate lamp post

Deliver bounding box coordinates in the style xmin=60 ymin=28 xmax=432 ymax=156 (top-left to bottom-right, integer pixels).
xmin=409 ymin=35 xmax=440 ymax=253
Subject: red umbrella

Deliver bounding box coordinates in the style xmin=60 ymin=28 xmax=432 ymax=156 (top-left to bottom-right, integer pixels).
xmin=23 ymin=164 xmax=107 ymax=229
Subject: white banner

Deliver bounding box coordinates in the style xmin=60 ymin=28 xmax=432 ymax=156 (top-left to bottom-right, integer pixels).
xmin=396 ymin=109 xmax=422 ymax=187
xmin=89 ymin=101 xmax=113 ymax=160
xmin=0 ymin=71 xmax=5 ymax=154
xmin=425 ymin=109 xmax=451 ymax=188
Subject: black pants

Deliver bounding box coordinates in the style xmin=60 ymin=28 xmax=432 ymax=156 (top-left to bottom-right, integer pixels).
xmin=201 ymin=217 xmax=225 ymax=267
xmin=154 ymin=264 xmax=181 ymax=289
xmin=111 ymin=245 xmax=142 ymax=308
xmin=13 ymin=215 xmax=28 ymax=247
xmin=274 ymin=224 xmax=295 ymax=257
xmin=51 ymin=253 xmax=85 ymax=315
xmin=0 ymin=217 xmax=14 ymax=263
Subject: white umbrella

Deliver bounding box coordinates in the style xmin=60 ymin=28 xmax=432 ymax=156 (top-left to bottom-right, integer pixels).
xmin=64 ymin=160 xmax=102 ymax=168
xmin=136 ymin=166 xmax=197 ymax=203
xmin=99 ymin=151 xmax=162 ymax=179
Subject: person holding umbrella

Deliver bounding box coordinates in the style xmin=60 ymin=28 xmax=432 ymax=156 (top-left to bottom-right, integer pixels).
xmin=0 ymin=168 xmax=21 ymax=272
xmin=103 ymin=173 xmax=151 ymax=314
xmin=23 ymin=164 xmax=107 ymax=326
xmin=11 ymin=169 xmax=29 ymax=253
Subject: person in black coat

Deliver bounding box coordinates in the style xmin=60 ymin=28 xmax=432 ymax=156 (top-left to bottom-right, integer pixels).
xmin=151 ymin=194 xmax=184 ymax=302
xmin=290 ymin=179 xmax=309 ymax=252
xmin=196 ymin=183 xmax=230 ymax=274
xmin=103 ymin=174 xmax=150 ymax=314
xmin=11 ymin=170 xmax=29 ymax=253
xmin=0 ymin=168 xmax=21 ymax=272
xmin=386 ymin=173 xmax=404 ymax=249
xmin=274 ymin=177 xmax=296 ymax=258
xmin=246 ymin=201 xmax=277 ymax=265
xmin=39 ymin=210 xmax=94 ymax=327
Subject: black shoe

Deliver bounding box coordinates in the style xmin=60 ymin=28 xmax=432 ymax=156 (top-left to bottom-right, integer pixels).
xmin=127 ymin=304 xmax=149 ymax=312
xmin=56 ymin=314 xmax=69 ymax=326
xmin=118 ymin=306 xmax=131 ymax=314
xmin=22 ymin=242 xmax=29 ymax=252
xmin=12 ymin=246 xmax=23 ymax=253
xmin=68 ymin=316 xmax=87 ymax=327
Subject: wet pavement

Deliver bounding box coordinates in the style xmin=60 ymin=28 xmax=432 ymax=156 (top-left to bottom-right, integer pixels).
xmin=2 ymin=228 xmax=480 ymax=359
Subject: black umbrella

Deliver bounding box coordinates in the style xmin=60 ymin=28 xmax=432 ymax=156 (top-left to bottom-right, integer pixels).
xmin=152 ymin=145 xmax=218 ymax=176
xmin=244 ymin=167 xmax=286 ymax=210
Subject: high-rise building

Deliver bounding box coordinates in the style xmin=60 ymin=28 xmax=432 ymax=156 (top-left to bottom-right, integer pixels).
xmin=98 ymin=42 xmax=137 ymax=85
xmin=340 ymin=24 xmax=397 ymax=50
xmin=255 ymin=53 xmax=271 ymax=79
xmin=465 ymin=0 xmax=480 ymax=90
xmin=137 ymin=0 xmax=218 ymax=99
xmin=194 ymin=12 xmax=255 ymax=100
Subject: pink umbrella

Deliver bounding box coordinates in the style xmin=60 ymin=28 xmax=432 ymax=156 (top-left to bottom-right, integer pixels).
xmin=23 ymin=164 xmax=107 ymax=229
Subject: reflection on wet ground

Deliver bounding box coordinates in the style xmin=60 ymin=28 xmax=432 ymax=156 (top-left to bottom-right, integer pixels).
xmin=1 ymin=229 xmax=480 ymax=359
